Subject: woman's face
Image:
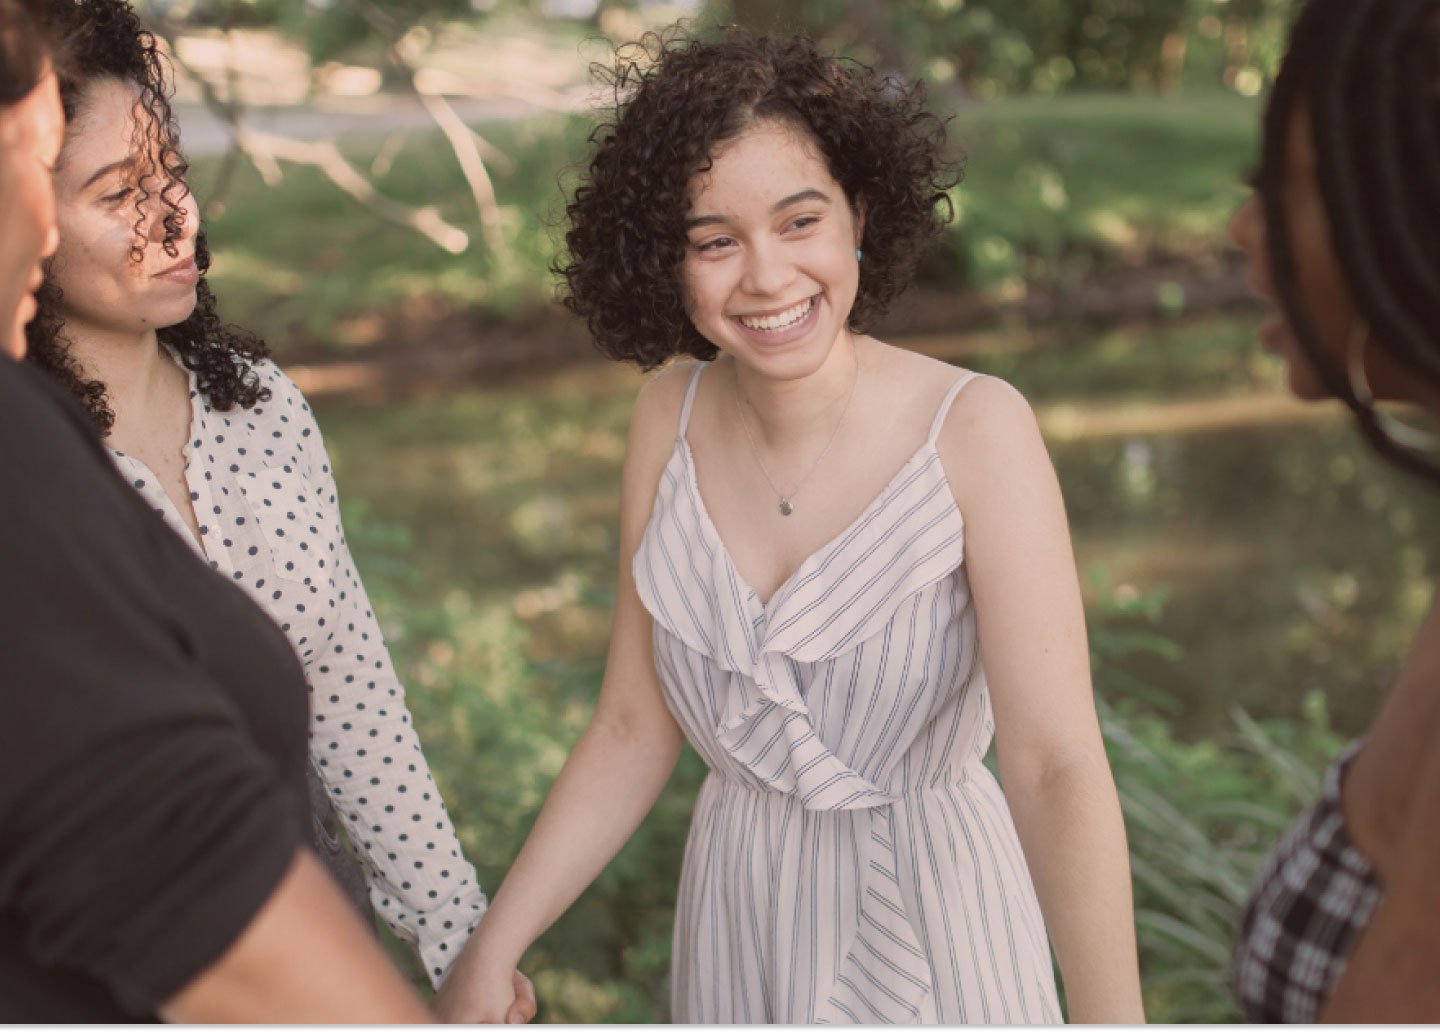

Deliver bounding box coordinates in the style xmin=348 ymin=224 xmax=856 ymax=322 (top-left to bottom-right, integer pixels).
xmin=49 ymin=77 xmax=200 ymax=348
xmin=679 ymin=119 xmax=864 ymax=380
xmin=0 ymin=69 xmax=64 ymax=360
xmin=1228 ymin=105 xmax=1413 ymax=403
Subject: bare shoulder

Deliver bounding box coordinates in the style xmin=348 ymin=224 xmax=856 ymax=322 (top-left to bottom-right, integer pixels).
xmin=629 ymin=359 xmax=697 ymax=438
xmin=619 ymin=360 xmax=700 ymax=524
xmin=940 ymin=371 xmax=1038 ymax=444
xmin=931 ymin=371 xmax=1052 ymax=507
xmin=626 ymin=360 xmax=700 ymax=465
xmin=872 ymin=343 xmax=1031 ymax=428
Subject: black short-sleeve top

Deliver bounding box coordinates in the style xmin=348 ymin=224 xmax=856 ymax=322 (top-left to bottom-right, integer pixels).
xmin=0 ymin=359 xmax=311 ymax=1021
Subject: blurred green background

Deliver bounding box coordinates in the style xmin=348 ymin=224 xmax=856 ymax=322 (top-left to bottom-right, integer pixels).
xmin=137 ymin=0 xmax=1437 ymax=1021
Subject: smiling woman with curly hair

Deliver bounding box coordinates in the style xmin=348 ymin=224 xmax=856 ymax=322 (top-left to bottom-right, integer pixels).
xmin=558 ymin=29 xmax=958 ymax=369
xmin=20 ymin=2 xmax=534 ymax=1015
xmin=439 ymin=27 xmax=1145 ymax=1025
xmin=24 ymin=0 xmax=266 ymax=431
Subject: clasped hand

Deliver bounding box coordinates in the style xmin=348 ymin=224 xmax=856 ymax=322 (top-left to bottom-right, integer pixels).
xmin=434 ymin=965 xmax=537 ymax=1024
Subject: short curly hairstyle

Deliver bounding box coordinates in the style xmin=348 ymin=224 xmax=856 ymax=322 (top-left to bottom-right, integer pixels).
xmin=558 ymin=27 xmax=962 ymax=369
xmin=25 ymin=0 xmax=269 ymax=434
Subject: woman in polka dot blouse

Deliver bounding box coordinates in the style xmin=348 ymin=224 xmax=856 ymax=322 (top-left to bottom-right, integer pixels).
xmin=24 ymin=1 xmax=530 ymax=1008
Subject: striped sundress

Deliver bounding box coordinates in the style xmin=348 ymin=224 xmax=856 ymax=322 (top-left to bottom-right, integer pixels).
xmin=634 ymin=362 xmax=1062 ymax=1024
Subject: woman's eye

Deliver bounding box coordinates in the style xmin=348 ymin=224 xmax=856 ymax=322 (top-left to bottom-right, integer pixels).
xmin=696 ymin=236 xmax=735 ymax=253
xmin=789 ymin=215 xmax=820 ymax=231
xmin=102 ymin=185 xmax=134 ymax=205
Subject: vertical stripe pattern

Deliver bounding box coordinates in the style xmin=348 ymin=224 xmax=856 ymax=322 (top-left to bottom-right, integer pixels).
xmin=634 ymin=365 xmax=1062 ymax=1024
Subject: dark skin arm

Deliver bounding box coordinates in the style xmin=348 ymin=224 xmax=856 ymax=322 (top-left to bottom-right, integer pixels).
xmin=1321 ymin=737 xmax=1440 ymax=1022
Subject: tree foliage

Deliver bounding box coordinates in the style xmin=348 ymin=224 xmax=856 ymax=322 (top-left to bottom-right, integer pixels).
xmin=724 ymin=0 xmax=1300 ymax=97
xmin=150 ymin=0 xmax=1300 ymax=96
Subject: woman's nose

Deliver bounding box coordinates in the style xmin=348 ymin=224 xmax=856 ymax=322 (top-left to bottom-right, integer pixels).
xmin=740 ymin=239 xmax=796 ymax=297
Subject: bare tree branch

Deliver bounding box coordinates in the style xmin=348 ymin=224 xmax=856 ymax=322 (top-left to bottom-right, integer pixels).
xmin=369 ymin=130 xmax=407 ymax=177
xmin=419 ymin=72 xmax=587 ymax=117
xmin=144 ymin=13 xmax=472 ymax=254
xmin=235 ymin=123 xmax=469 ymax=253
xmin=337 ymin=0 xmax=510 ymax=251
xmin=414 ymin=88 xmax=505 ymax=245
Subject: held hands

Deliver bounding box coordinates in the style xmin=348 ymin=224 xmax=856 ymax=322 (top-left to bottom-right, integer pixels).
xmin=434 ymin=965 xmax=537 ymax=1024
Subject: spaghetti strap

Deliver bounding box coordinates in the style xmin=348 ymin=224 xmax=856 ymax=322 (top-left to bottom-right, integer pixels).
xmin=676 ymin=361 xmax=708 ymax=438
xmin=927 ymin=370 xmax=982 ymax=444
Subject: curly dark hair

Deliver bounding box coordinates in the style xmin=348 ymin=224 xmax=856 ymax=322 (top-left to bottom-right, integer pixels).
xmin=1259 ymin=0 xmax=1440 ymax=487
xmin=558 ymin=27 xmax=962 ymax=369
xmin=24 ymin=0 xmax=268 ymax=434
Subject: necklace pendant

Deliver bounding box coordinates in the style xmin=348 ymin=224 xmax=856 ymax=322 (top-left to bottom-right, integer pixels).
xmin=778 ymin=498 xmax=794 ymax=516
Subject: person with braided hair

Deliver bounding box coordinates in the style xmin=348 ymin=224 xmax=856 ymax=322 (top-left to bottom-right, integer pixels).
xmin=1229 ymin=0 xmax=1440 ymax=1021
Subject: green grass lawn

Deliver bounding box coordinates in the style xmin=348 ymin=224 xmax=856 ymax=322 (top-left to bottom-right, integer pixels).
xmin=950 ymin=92 xmax=1260 ymax=286
xmin=193 ymin=91 xmax=1261 ymax=350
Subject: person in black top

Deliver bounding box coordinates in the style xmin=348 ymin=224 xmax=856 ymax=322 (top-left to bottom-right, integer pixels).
xmin=0 ymin=1 xmax=431 ymax=1020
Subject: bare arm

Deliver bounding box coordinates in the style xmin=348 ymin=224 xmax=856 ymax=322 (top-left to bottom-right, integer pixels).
xmin=941 ymin=376 xmax=1144 ymax=1024
xmin=1320 ymin=724 xmax=1440 ymax=1020
xmin=434 ymin=368 xmax=692 ymax=1023
xmin=161 ymin=849 xmax=431 ymax=1023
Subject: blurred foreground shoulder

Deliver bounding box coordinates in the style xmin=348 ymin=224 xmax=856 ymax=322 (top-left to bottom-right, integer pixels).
xmin=629 ymin=360 xmax=700 ymax=437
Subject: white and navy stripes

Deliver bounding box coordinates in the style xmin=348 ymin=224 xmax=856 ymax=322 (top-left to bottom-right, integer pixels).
xmin=635 ymin=363 xmax=1061 ymax=1024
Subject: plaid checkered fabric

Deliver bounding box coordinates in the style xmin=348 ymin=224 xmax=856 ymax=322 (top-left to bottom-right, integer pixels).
xmin=1233 ymin=743 xmax=1383 ymax=1023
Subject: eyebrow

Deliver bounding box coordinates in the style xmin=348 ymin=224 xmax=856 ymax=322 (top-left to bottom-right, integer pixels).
xmin=684 ymin=187 xmax=833 ymax=231
xmin=81 ymin=156 xmax=137 ymax=191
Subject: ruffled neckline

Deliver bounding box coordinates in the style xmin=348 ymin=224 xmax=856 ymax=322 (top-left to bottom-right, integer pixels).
xmin=635 ymin=429 xmax=967 ymax=751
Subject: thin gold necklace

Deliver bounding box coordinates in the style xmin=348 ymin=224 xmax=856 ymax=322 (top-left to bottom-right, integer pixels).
xmin=732 ymin=350 xmax=860 ymax=517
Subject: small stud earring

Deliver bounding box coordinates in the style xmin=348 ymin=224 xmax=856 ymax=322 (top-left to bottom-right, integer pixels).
xmin=856 ymin=248 xmax=863 ymax=261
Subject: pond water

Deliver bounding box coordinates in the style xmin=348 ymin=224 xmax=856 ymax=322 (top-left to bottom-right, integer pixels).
xmin=315 ymin=312 xmax=1438 ymax=739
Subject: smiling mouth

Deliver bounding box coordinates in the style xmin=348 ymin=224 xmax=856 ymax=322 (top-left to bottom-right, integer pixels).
xmin=736 ymin=296 xmax=817 ymax=332
xmin=155 ymin=256 xmax=197 ymax=277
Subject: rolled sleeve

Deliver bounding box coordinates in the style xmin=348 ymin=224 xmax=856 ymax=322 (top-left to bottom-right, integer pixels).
xmin=1 ymin=715 xmax=303 ymax=1014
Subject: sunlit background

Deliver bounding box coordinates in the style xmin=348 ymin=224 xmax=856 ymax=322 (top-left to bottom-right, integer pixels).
xmin=130 ymin=0 xmax=1439 ymax=1020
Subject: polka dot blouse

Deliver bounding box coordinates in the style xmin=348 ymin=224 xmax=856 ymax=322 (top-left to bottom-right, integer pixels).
xmin=109 ymin=355 xmax=485 ymax=987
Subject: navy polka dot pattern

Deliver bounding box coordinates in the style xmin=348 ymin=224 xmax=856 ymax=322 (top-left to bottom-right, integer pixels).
xmin=110 ymin=357 xmax=486 ymax=987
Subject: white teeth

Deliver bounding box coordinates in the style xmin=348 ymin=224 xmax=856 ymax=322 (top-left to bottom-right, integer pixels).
xmin=739 ymin=297 xmax=814 ymax=332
